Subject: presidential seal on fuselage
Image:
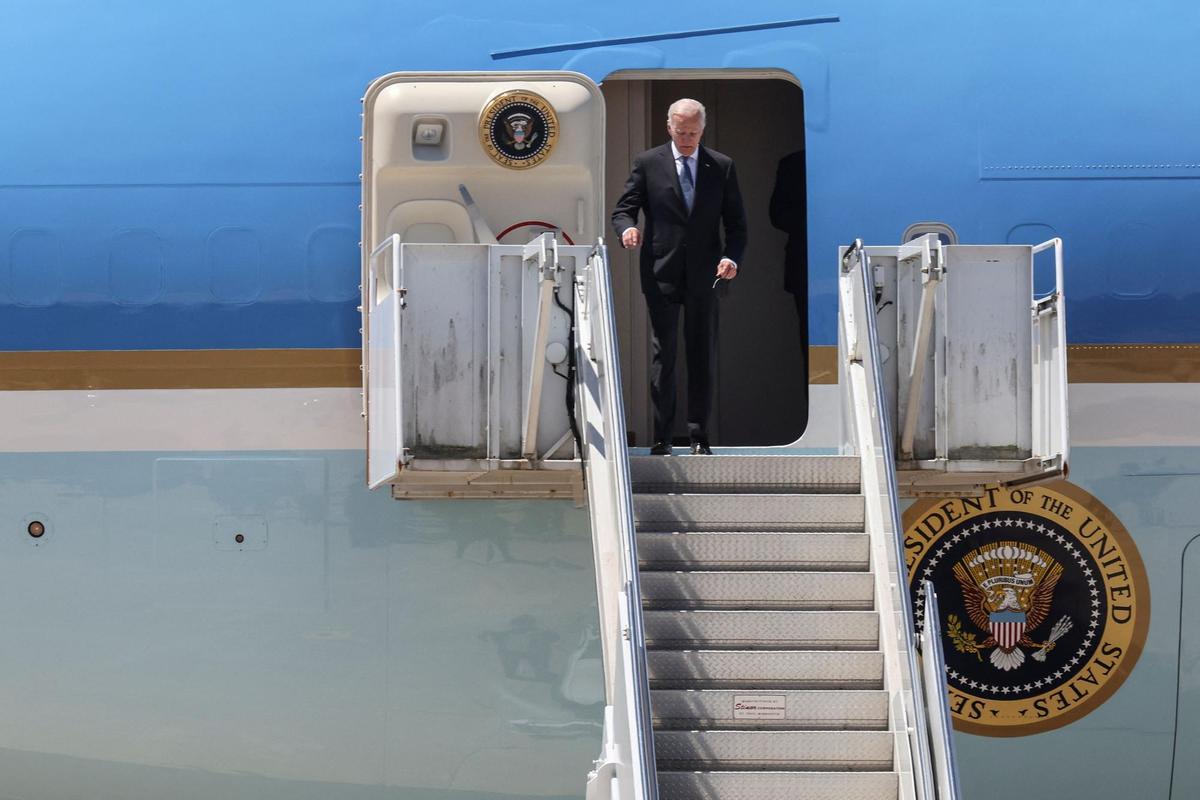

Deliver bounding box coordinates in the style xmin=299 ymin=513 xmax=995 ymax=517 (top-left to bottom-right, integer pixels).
xmin=904 ymin=482 xmax=1149 ymax=736
xmin=479 ymin=90 xmax=558 ymax=169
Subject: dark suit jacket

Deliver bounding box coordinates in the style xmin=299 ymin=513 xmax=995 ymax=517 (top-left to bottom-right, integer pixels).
xmin=611 ymin=143 xmax=747 ymax=300
xmin=768 ymin=149 xmax=807 ymax=294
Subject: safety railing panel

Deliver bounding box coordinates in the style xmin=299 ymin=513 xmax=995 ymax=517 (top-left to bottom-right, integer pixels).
xmin=362 ymin=235 xmax=588 ymax=498
xmin=867 ymin=235 xmax=1070 ymax=495
xmin=367 ymin=234 xmax=403 ymax=489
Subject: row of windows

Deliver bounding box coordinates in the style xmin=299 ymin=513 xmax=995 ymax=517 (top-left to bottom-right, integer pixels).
xmin=908 ymin=221 xmax=1170 ymax=300
xmin=3 ymin=227 xmax=359 ymax=307
xmin=5 ymin=220 xmax=1175 ymax=306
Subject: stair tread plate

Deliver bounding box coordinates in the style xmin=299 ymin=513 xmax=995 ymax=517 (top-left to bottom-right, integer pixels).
xmin=640 ymin=571 xmax=874 ymax=610
xmin=630 ymin=455 xmax=860 ymax=494
xmin=656 ymin=770 xmax=899 ymax=800
xmin=644 ymin=609 xmax=879 ymax=649
xmin=638 ymin=531 xmax=870 ymax=570
xmin=634 ymin=494 xmax=864 ymax=532
xmin=651 ymin=689 xmax=889 ymax=730
xmin=647 ymin=649 xmax=884 ymax=689
xmin=655 ymin=730 xmax=894 ymax=771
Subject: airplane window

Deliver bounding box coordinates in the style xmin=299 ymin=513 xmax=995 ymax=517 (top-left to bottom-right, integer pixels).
xmin=902 ymin=221 xmax=958 ymax=245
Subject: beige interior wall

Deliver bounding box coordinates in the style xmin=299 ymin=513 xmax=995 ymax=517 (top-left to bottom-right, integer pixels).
xmin=367 ymin=78 xmax=605 ymax=253
xmin=602 ymin=76 xmax=807 ymax=446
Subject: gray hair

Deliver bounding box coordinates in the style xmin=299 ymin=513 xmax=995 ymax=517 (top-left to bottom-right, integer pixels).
xmin=667 ymin=98 xmax=706 ymax=127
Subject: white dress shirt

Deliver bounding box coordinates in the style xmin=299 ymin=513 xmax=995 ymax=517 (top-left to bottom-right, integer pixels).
xmin=671 ymin=141 xmax=697 ymax=188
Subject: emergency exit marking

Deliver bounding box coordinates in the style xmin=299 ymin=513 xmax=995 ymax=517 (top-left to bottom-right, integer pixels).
xmin=732 ymin=694 xmax=786 ymax=720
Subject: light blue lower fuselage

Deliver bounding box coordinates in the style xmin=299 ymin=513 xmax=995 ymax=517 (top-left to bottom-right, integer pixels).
xmin=2 ymin=2 xmax=1198 ymax=798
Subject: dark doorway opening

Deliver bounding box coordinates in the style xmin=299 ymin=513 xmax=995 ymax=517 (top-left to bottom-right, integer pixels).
xmin=602 ymin=73 xmax=808 ymax=446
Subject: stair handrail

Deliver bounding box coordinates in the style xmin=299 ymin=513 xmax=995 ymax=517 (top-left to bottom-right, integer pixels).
xmin=921 ymin=580 xmax=962 ymax=800
xmin=841 ymin=240 xmax=956 ymax=800
xmin=577 ymin=241 xmax=658 ymax=800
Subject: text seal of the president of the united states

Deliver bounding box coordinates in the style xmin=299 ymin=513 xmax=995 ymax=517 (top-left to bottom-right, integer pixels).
xmin=903 ymin=481 xmax=1149 ymax=736
xmin=479 ymin=90 xmax=558 ymax=170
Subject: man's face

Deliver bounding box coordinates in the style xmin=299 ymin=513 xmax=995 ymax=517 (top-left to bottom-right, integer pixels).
xmin=667 ymin=112 xmax=703 ymax=156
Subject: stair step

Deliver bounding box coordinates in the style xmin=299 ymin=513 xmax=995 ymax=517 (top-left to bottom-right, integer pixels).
xmin=638 ymin=531 xmax=870 ymax=571
xmin=634 ymin=494 xmax=864 ymax=532
xmin=644 ymin=610 xmax=878 ymax=650
xmin=630 ymin=455 xmax=860 ymax=494
xmin=657 ymin=770 xmax=899 ymax=800
xmin=655 ymin=730 xmax=894 ymax=771
xmin=648 ymin=650 xmax=884 ymax=690
xmin=640 ymin=571 xmax=874 ymax=610
xmin=650 ymin=689 xmax=889 ymax=730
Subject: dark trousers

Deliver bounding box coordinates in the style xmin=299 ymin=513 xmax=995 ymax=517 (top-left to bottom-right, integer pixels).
xmin=647 ymin=291 xmax=717 ymax=444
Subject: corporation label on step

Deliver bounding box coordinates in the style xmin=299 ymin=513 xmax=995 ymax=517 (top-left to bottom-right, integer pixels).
xmin=732 ymin=695 xmax=786 ymax=720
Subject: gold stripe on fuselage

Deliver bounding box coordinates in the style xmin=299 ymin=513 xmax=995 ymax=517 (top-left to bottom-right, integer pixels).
xmin=809 ymin=344 xmax=1200 ymax=385
xmin=0 ymin=349 xmax=361 ymax=390
xmin=0 ymin=344 xmax=1196 ymax=390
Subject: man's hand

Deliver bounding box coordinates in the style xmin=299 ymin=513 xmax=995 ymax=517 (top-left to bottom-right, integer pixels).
xmin=716 ymin=258 xmax=738 ymax=280
xmin=621 ymin=227 xmax=641 ymax=249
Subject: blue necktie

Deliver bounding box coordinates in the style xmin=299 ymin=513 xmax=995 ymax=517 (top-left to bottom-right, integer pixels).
xmin=679 ymin=155 xmax=694 ymax=212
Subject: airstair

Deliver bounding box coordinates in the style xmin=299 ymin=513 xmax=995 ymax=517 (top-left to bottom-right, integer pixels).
xmin=632 ymin=453 xmax=898 ymax=798
xmin=359 ymin=71 xmax=1068 ymax=800
xmin=574 ymin=242 xmax=983 ymax=800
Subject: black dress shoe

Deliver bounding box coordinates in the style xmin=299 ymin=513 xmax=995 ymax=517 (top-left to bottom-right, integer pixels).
xmin=690 ymin=441 xmax=713 ymax=455
xmin=650 ymin=440 xmax=672 ymax=455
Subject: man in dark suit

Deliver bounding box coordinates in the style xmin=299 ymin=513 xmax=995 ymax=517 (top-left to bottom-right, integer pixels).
xmin=769 ymin=149 xmax=808 ymax=433
xmin=612 ymin=98 xmax=747 ymax=455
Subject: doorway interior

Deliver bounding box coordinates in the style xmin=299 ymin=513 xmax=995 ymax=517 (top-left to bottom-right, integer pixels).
xmin=601 ymin=73 xmax=808 ymax=447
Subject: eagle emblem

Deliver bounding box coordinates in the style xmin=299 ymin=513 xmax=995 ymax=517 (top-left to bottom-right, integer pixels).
xmin=479 ymin=90 xmax=558 ymax=170
xmin=950 ymin=541 xmax=1073 ymax=671
xmin=502 ymin=111 xmax=538 ymax=151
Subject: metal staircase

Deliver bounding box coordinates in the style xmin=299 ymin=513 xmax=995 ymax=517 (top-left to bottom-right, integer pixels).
xmin=356 ymin=72 xmax=1066 ymax=800
xmin=578 ymin=241 xmax=979 ymax=800
xmin=356 ymin=219 xmax=1062 ymax=799
xmin=631 ymin=455 xmax=899 ymax=799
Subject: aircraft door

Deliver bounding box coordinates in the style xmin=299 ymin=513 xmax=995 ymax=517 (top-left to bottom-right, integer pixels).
xmin=360 ymin=72 xmax=606 ymax=497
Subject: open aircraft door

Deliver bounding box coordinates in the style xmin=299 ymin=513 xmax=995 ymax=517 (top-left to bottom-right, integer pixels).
xmin=843 ymin=236 xmax=1069 ymax=496
xmin=360 ymin=72 xmax=605 ymax=498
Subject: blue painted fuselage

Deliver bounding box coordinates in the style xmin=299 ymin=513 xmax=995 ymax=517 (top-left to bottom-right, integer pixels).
xmin=1 ymin=3 xmax=1197 ymax=800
